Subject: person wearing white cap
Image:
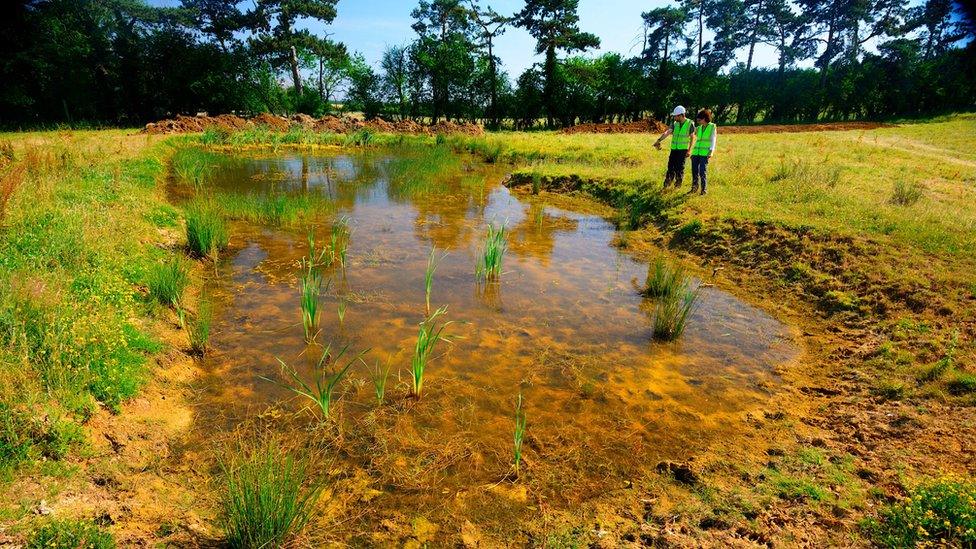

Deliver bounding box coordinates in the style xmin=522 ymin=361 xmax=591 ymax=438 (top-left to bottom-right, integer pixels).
xmin=653 ymin=105 xmax=697 ymax=189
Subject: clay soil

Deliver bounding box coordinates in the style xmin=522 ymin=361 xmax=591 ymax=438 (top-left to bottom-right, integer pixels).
xmin=143 ymin=113 xmax=484 ymax=136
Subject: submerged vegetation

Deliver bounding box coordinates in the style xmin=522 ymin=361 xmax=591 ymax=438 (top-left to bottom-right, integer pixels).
xmin=410 ymin=307 xmax=453 ymax=399
xmin=267 ymin=344 xmax=365 ymax=420
xmin=477 ymin=223 xmax=507 ymax=281
xmin=220 ymin=436 xmax=321 ymax=549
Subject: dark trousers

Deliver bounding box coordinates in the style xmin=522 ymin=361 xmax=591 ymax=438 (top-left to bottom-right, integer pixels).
xmin=691 ymin=155 xmax=709 ymax=191
xmin=664 ymin=149 xmax=687 ymax=187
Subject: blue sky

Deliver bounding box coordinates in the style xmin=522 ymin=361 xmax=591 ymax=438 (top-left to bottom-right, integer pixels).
xmin=150 ymin=0 xmax=894 ymax=77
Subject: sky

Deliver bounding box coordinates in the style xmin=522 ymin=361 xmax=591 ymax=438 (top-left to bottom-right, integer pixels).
xmin=150 ymin=0 xmax=785 ymax=77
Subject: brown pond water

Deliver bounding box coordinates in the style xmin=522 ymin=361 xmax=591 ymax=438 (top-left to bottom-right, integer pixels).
xmin=173 ymin=149 xmax=799 ymax=529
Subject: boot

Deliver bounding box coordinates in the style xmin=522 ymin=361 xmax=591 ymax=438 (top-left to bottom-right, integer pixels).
xmin=691 ymin=181 xmax=699 ymax=193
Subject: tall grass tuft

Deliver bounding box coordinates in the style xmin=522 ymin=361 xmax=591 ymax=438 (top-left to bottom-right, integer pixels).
xmin=891 ymin=179 xmax=924 ymax=206
xmin=299 ymin=260 xmax=323 ymax=343
xmin=513 ymin=392 xmax=527 ymax=476
xmin=220 ymin=436 xmax=321 ymax=549
xmin=410 ymin=306 xmax=454 ymax=399
xmin=345 ymin=129 xmax=374 ymax=147
xmin=652 ymin=287 xmax=700 ymax=341
xmin=424 ymin=247 xmax=446 ymax=316
xmin=171 ymin=147 xmax=217 ymax=190
xmin=0 ymin=163 xmax=25 ymax=225
xmin=477 ymin=224 xmax=507 ymax=282
xmin=642 ymin=258 xmax=686 ymax=299
xmin=189 ymin=298 xmax=213 ymax=355
xmin=330 ymin=216 xmax=351 ymax=269
xmin=147 ymin=257 xmax=190 ymax=307
xmin=265 ymin=344 xmax=366 ymax=419
xmin=185 ymin=203 xmax=229 ymax=259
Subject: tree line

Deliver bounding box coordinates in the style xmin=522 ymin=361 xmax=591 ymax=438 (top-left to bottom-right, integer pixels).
xmin=1 ymin=0 xmax=974 ymax=128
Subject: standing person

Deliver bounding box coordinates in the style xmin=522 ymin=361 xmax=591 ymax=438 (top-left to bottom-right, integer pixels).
xmin=690 ymin=109 xmax=717 ymax=195
xmin=653 ymin=106 xmax=696 ymax=189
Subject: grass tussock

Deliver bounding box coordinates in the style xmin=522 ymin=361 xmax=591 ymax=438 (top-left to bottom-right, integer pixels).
xmin=26 ymin=519 xmax=115 ymax=549
xmin=220 ymin=435 xmax=322 ymax=549
xmin=147 ymin=256 xmax=190 ymax=308
xmin=864 ymin=477 xmax=976 ymax=547
xmin=643 ymin=258 xmax=687 ymax=299
xmin=171 ymin=146 xmax=221 ymax=189
xmin=890 ymin=179 xmax=924 ymax=206
xmin=477 ymin=224 xmax=507 ymax=282
xmin=185 ymin=202 xmax=229 ymax=259
xmin=299 ymin=261 xmax=324 ymax=343
xmin=189 ymin=297 xmax=213 ymax=355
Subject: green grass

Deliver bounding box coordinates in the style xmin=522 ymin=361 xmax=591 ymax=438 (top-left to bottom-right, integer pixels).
xmin=370 ymin=357 xmax=392 ymax=406
xmin=26 ymin=518 xmax=115 ymax=549
xmin=513 ymin=392 xmax=527 ymax=476
xmin=864 ymin=477 xmax=976 ymax=547
xmin=299 ymin=261 xmax=323 ymax=344
xmin=185 ymin=201 xmax=229 ymax=259
xmin=146 ymin=256 xmax=189 ymax=307
xmin=189 ymin=297 xmax=213 ymax=355
xmin=643 ymin=258 xmax=687 ymax=299
xmin=410 ymin=306 xmax=453 ymax=399
xmin=384 ymin=144 xmax=462 ymax=197
xmin=171 ymin=146 xmax=223 ymax=189
xmin=424 ymin=247 xmax=445 ymax=316
xmin=477 ymin=224 xmax=507 ymax=282
xmin=651 ymin=288 xmax=700 ymax=341
xmin=212 ymin=192 xmax=336 ymax=227
xmin=265 ymin=344 xmax=365 ymax=419
xmin=220 ymin=436 xmax=321 ymax=548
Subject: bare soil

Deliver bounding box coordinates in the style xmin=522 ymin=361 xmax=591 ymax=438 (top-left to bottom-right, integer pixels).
xmin=143 ymin=114 xmax=484 ymax=136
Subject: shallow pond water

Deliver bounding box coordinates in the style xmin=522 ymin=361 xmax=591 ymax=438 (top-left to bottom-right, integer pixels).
xmin=176 ymin=149 xmax=798 ymax=513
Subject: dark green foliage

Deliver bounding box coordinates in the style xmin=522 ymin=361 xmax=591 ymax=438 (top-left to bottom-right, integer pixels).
xmin=864 ymin=478 xmax=976 ymax=547
xmin=27 ymin=519 xmax=115 ymax=549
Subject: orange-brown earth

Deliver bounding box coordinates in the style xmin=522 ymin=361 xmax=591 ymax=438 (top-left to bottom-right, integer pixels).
xmin=143 ymin=113 xmax=484 ymax=136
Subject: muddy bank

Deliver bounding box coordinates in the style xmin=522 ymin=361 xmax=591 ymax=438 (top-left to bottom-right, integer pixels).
xmin=560 ymin=120 xmax=895 ymax=134
xmin=143 ymin=113 xmax=484 ymax=136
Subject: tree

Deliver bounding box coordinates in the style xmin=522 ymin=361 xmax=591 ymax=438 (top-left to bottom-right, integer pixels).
xmin=381 ymin=45 xmax=411 ymax=120
xmin=410 ymin=0 xmax=476 ymax=120
xmin=467 ymin=1 xmax=511 ymax=128
xmin=909 ymin=0 xmax=971 ymax=59
xmin=248 ymin=0 xmax=340 ymax=95
xmin=515 ymin=0 xmax=600 ymax=127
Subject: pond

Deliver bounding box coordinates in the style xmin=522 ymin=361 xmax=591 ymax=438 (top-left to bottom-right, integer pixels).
xmin=170 ymin=148 xmax=799 ymax=534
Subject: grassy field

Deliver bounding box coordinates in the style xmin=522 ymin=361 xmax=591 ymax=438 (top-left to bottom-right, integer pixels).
xmin=0 ymin=118 xmax=974 ymax=547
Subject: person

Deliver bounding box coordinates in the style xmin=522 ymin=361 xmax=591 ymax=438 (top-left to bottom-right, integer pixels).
xmin=690 ymin=109 xmax=717 ymax=195
xmin=653 ymin=106 xmax=696 ymax=189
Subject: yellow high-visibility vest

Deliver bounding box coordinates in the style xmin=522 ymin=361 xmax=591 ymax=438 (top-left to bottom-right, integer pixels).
xmin=692 ymin=123 xmax=716 ymax=156
xmin=671 ymin=119 xmax=692 ymax=150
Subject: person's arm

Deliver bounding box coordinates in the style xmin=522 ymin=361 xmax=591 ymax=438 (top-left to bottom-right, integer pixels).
xmin=686 ymin=123 xmax=696 ymax=157
xmin=653 ymin=127 xmax=673 ymax=149
xmin=709 ymin=126 xmax=717 ymax=158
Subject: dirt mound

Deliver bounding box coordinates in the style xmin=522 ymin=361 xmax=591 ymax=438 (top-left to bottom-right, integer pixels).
xmin=143 ymin=113 xmax=485 ymax=136
xmin=143 ymin=114 xmax=251 ymax=134
xmin=561 ymin=119 xmax=668 ymax=134
xmin=560 ymin=119 xmax=893 ymax=134
xmin=250 ymin=113 xmax=291 ymax=131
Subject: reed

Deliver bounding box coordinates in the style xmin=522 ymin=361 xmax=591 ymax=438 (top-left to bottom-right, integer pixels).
xmin=424 ymin=247 xmax=446 ymax=316
xmin=265 ymin=344 xmax=366 ymax=419
xmin=171 ymin=147 xmax=217 ymax=190
xmin=513 ymin=392 xmax=527 ymax=476
xmin=652 ymin=287 xmax=700 ymax=341
xmin=370 ymin=357 xmax=393 ymax=405
xmin=185 ymin=202 xmax=229 ymax=260
xmin=330 ymin=216 xmax=350 ymax=269
xmin=299 ymin=260 xmax=323 ymax=343
xmin=477 ymin=224 xmax=507 ymax=281
xmin=642 ymin=258 xmax=687 ymax=299
xmin=337 ymin=297 xmax=346 ymax=324
xmin=410 ymin=306 xmax=453 ymax=398
xmin=147 ymin=256 xmax=190 ymax=308
xmin=189 ymin=298 xmax=213 ymax=355
xmin=219 ymin=436 xmax=321 ymax=549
